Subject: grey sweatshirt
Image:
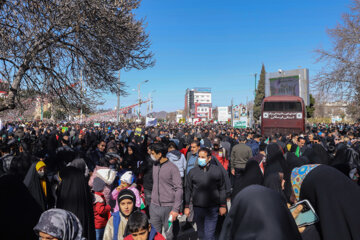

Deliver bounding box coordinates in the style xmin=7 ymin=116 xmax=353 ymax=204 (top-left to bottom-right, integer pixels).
xmin=151 ymin=159 xmax=183 ymax=212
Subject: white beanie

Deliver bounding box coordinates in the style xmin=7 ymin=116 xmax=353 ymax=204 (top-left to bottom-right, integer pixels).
xmin=120 ymin=171 xmax=133 ymax=184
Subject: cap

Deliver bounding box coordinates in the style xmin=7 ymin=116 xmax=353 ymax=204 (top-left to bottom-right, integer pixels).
xmin=36 ymin=161 xmax=46 ymax=171
xmin=120 ymin=171 xmax=133 ymax=185
xmin=117 ymin=189 xmax=136 ymax=204
xmin=93 ymin=177 xmax=106 ymax=192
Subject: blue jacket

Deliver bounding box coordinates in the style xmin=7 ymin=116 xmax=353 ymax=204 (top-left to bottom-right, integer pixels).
xmin=246 ymin=140 xmax=259 ymax=157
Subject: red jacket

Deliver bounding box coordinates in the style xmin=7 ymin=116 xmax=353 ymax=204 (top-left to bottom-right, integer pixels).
xmin=212 ymin=150 xmax=229 ymax=170
xmin=93 ymin=192 xmax=111 ymax=229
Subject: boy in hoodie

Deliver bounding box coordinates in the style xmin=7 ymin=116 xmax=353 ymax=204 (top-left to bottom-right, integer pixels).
xmin=104 ymin=189 xmax=137 ymax=240
xmin=93 ymin=177 xmax=111 ymax=240
xmin=124 ymin=211 xmax=165 ymax=240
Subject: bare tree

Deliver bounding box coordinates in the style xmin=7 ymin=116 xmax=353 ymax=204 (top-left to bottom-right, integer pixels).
xmin=315 ymin=0 xmax=360 ymax=119
xmin=0 ymin=0 xmax=154 ymax=112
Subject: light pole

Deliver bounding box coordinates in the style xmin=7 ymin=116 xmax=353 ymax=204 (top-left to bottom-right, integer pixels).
xmin=138 ymin=80 xmax=149 ymax=120
xmin=147 ymin=90 xmax=156 ymax=116
xmin=116 ymin=70 xmax=121 ymax=124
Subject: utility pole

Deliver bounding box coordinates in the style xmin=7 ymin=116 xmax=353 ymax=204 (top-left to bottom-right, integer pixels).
xmin=137 ymin=83 xmax=141 ymax=120
xmin=80 ymin=69 xmax=83 ymax=124
xmin=231 ymin=98 xmax=234 ymax=127
xmin=137 ymin=80 xmax=149 ymax=120
xmin=146 ymin=93 xmax=150 ymax=117
xmin=254 ymin=73 xmax=257 ymax=98
xmin=116 ymin=70 xmax=121 ymax=124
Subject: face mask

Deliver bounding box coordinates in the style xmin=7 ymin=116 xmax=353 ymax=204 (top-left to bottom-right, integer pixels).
xmin=151 ymin=155 xmax=158 ymax=162
xmin=38 ymin=171 xmax=45 ymax=178
xmin=198 ymin=158 xmax=207 ymax=167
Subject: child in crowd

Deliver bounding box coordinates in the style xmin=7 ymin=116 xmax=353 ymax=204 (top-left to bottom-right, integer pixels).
xmin=124 ymin=211 xmax=165 ymax=240
xmin=112 ymin=171 xmax=141 ymax=212
xmin=93 ymin=177 xmax=111 ymax=240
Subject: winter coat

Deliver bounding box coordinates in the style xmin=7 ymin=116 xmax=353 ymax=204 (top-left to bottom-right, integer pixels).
xmin=103 ymin=212 xmax=128 ymax=240
xmin=151 ymin=160 xmax=183 ymax=212
xmin=185 ymin=161 xmax=226 ymax=208
xmin=166 ymin=150 xmax=187 ymax=178
xmin=246 ymin=139 xmax=259 ymax=157
xmin=89 ymin=166 xmax=117 ymax=205
xmin=142 ymin=156 xmax=154 ymax=191
xmin=93 ymin=192 xmax=111 ymax=229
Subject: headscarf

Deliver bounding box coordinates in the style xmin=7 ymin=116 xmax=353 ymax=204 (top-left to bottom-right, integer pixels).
xmin=232 ymin=160 xmax=263 ymax=200
xmin=67 ymin=158 xmax=89 ymax=177
xmin=299 ymin=165 xmax=360 ymax=240
xmin=220 ymin=185 xmax=301 ymax=240
xmin=122 ymin=145 xmax=136 ymax=170
xmin=57 ymin=166 xmax=96 ymax=240
xmin=23 ymin=162 xmax=54 ymax=211
xmin=0 ymin=174 xmax=42 ymax=240
xmin=263 ymin=173 xmax=287 ymax=201
xmin=291 ymin=164 xmax=320 ymax=201
xmin=307 ymin=144 xmax=329 ymax=164
xmin=34 ymin=209 xmax=85 ymax=240
xmin=264 ymin=143 xmax=286 ymax=178
xmin=331 ymin=147 xmax=360 ymax=178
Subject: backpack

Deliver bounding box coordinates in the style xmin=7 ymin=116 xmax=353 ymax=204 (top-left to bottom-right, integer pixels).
xmin=112 ymin=211 xmax=122 ymax=240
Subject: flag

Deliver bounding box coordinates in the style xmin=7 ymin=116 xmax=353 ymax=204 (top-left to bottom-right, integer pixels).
xmin=146 ymin=117 xmax=157 ymax=127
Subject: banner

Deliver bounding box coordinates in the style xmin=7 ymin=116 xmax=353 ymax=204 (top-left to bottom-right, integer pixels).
xmin=270 ymin=75 xmax=299 ymax=96
xmin=233 ymin=117 xmax=248 ymax=129
xmin=61 ymin=127 xmax=69 ymax=133
xmin=218 ymin=107 xmax=229 ymax=122
xmin=145 ymin=117 xmax=158 ymax=127
xmin=135 ymin=127 xmax=143 ymax=136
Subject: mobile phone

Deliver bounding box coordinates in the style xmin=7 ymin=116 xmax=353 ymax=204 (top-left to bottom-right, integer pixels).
xmin=289 ymin=199 xmax=319 ymax=228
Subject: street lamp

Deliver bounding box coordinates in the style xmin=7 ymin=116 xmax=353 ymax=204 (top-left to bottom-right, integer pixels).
xmin=138 ymin=80 xmax=149 ymax=120
xmin=147 ymin=90 xmax=156 ymax=116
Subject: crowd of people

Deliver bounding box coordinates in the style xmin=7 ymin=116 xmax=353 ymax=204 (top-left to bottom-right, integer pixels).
xmin=0 ymin=121 xmax=360 ymax=240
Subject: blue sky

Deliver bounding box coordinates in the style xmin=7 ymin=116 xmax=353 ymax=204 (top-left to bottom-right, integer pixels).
xmin=101 ymin=0 xmax=350 ymax=112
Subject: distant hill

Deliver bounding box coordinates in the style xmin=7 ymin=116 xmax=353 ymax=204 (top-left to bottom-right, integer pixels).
xmin=149 ymin=111 xmax=167 ymax=119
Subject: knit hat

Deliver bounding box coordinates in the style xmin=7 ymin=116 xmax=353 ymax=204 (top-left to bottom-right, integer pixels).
xmin=117 ymin=189 xmax=136 ymax=205
xmin=36 ymin=161 xmax=46 ymax=171
xmin=93 ymin=177 xmax=106 ymax=192
xmin=120 ymin=171 xmax=133 ymax=185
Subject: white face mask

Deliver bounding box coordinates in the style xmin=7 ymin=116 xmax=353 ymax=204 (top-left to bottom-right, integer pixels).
xmin=151 ymin=154 xmax=158 ymax=161
xmin=38 ymin=171 xmax=45 ymax=178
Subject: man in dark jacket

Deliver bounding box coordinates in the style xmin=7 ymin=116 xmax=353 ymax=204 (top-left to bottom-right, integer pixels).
xmin=184 ymin=147 xmax=226 ymax=240
xmin=86 ymin=140 xmax=106 ymax=172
